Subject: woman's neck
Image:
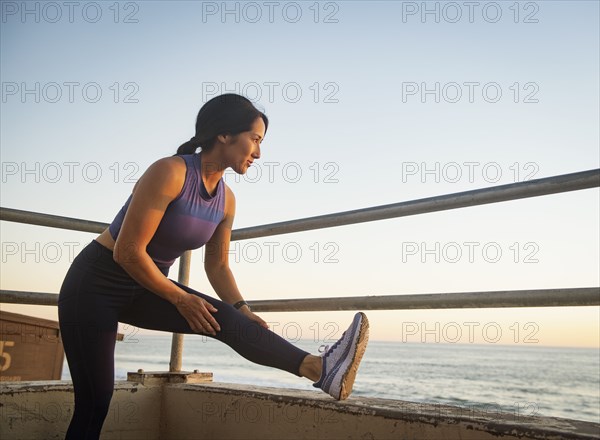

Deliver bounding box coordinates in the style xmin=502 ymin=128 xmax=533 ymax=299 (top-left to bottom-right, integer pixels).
xmin=198 ymin=150 xmax=225 ymax=194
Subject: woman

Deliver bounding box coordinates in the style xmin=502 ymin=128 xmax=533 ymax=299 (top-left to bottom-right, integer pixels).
xmin=57 ymin=93 xmax=370 ymax=439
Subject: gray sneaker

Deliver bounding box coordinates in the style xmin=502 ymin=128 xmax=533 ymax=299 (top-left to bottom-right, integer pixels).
xmin=313 ymin=312 xmax=370 ymax=400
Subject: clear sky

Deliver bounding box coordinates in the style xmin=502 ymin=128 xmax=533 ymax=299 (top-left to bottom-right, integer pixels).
xmin=1 ymin=1 xmax=599 ymax=349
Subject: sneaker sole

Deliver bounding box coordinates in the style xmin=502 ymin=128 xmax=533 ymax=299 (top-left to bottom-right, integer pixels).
xmin=338 ymin=312 xmax=370 ymax=400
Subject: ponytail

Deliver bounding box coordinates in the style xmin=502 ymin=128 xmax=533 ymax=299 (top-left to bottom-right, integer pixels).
xmin=175 ymin=136 xmax=203 ymax=156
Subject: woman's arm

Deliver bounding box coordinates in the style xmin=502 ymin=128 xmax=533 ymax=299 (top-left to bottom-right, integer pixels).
xmin=204 ymin=185 xmax=268 ymax=328
xmin=204 ymin=185 xmax=244 ymax=304
xmin=113 ymin=156 xmax=220 ymax=335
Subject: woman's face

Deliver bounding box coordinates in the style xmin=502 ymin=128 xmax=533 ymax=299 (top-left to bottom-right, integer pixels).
xmin=222 ymin=117 xmax=265 ymax=174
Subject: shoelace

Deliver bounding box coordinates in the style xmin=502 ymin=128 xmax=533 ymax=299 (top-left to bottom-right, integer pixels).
xmin=317 ymin=331 xmax=347 ymax=357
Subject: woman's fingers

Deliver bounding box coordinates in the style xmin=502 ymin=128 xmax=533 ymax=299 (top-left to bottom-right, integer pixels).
xmin=191 ymin=314 xmax=216 ymax=335
xmin=190 ymin=297 xmax=219 ymax=335
xmin=241 ymin=308 xmax=269 ymax=329
xmin=205 ymin=302 xmax=218 ymax=313
xmin=252 ymin=314 xmax=268 ymax=329
xmin=198 ymin=316 xmax=215 ymax=335
xmin=199 ymin=299 xmax=220 ymax=333
xmin=191 ymin=314 xmax=209 ymax=334
xmin=178 ymin=293 xmax=220 ymax=335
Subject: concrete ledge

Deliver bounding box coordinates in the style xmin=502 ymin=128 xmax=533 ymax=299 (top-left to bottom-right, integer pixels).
xmin=164 ymin=383 xmax=600 ymax=440
xmin=0 ymin=380 xmax=161 ymax=440
xmin=2 ymin=380 xmax=599 ymax=439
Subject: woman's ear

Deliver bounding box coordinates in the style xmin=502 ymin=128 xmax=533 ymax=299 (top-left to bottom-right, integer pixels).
xmin=216 ymin=133 xmax=228 ymax=144
xmin=217 ymin=133 xmax=238 ymax=144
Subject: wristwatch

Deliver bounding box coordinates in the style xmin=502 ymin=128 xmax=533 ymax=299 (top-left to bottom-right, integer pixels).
xmin=233 ymin=300 xmax=251 ymax=311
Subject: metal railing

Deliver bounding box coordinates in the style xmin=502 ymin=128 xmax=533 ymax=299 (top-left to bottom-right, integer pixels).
xmin=2 ymin=168 xmax=600 ymax=372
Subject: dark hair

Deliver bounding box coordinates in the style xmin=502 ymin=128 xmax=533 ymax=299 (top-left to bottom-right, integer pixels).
xmin=173 ymin=93 xmax=269 ymax=156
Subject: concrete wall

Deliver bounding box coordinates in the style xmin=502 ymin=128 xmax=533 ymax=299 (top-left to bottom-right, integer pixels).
xmin=2 ymin=380 xmax=599 ymax=439
xmin=162 ymin=383 xmax=600 ymax=440
xmin=0 ymin=380 xmax=160 ymax=439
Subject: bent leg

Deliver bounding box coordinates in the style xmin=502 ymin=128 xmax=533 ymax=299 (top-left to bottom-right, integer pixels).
xmin=119 ymin=279 xmax=310 ymax=376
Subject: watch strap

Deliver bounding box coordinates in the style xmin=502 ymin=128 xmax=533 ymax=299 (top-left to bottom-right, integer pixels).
xmin=233 ymin=300 xmax=250 ymax=311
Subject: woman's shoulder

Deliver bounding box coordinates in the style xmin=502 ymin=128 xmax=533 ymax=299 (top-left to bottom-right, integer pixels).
xmin=223 ymin=181 xmax=235 ymax=203
xmin=223 ymin=181 xmax=235 ymax=217
xmin=159 ymin=154 xmax=188 ymax=169
xmin=132 ymin=155 xmax=187 ymax=196
xmin=223 ymin=181 xmax=233 ymax=197
xmin=150 ymin=155 xmax=188 ymax=179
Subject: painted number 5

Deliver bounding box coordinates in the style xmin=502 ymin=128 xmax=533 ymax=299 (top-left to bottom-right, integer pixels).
xmin=0 ymin=340 xmax=16 ymax=372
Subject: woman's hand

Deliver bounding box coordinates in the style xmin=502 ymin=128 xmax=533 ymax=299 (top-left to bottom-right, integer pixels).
xmin=240 ymin=306 xmax=269 ymax=329
xmin=175 ymin=293 xmax=221 ymax=335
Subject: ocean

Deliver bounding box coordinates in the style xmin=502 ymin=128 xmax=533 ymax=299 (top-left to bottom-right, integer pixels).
xmin=61 ymin=335 xmax=600 ymax=424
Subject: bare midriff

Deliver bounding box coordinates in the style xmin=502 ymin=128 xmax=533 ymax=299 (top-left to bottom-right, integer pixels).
xmin=95 ymin=228 xmax=116 ymax=252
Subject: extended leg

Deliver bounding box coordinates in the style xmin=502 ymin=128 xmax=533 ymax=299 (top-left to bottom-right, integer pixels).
xmin=118 ymin=279 xmax=311 ymax=377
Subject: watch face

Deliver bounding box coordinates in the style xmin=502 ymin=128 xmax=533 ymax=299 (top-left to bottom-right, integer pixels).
xmin=234 ymin=301 xmax=247 ymax=309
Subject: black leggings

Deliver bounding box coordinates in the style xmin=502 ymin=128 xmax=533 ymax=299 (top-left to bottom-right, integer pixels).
xmin=57 ymin=239 xmax=310 ymax=440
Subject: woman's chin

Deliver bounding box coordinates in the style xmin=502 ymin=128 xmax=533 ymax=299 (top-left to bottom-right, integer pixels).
xmin=232 ymin=166 xmax=247 ymax=175
xmin=230 ymin=162 xmax=251 ymax=175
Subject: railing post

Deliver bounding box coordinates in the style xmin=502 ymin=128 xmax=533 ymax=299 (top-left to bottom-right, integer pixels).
xmin=169 ymin=250 xmax=192 ymax=372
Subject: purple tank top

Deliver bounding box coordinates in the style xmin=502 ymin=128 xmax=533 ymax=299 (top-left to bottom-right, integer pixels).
xmin=108 ymin=153 xmax=226 ymax=270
